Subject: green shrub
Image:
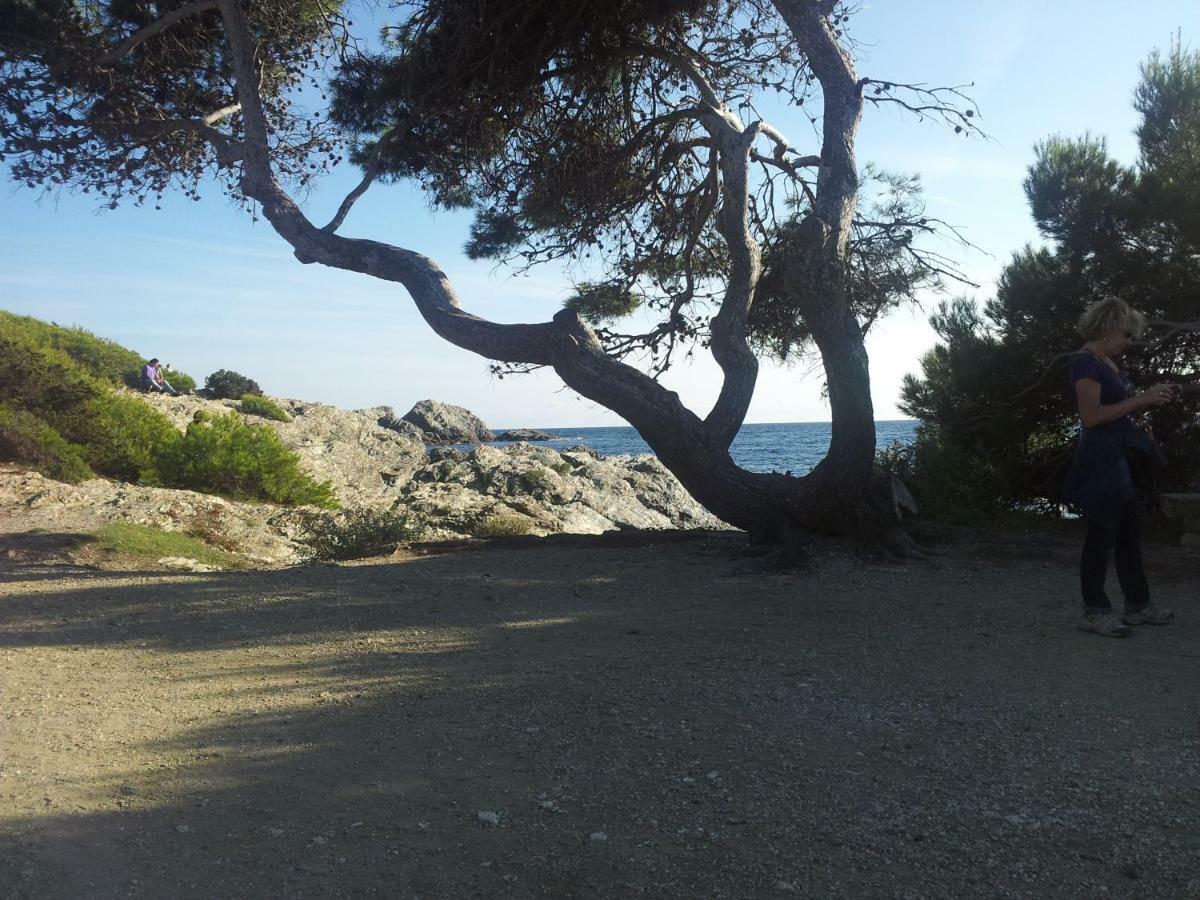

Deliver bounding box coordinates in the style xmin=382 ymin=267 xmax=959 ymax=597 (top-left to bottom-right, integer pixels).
xmin=549 ymin=460 xmax=572 ymax=476
xmin=472 ymin=512 xmax=533 ymax=537
xmin=876 ymin=429 xmax=1007 ymax=523
xmin=239 ymin=394 xmax=291 ymax=421
xmin=205 ymin=369 xmax=262 ymax=400
xmin=0 ymin=402 xmax=93 ymax=483
xmin=92 ymin=523 xmax=245 ymax=569
xmin=157 ymin=369 xmax=196 ymax=394
xmin=69 ymin=392 xmax=181 ymax=483
xmin=0 ymin=327 xmax=180 ymax=483
xmin=0 ymin=334 xmax=99 ymax=415
xmin=0 ymin=313 xmax=330 ymax=508
xmin=295 ymin=508 xmax=423 ymax=560
xmin=874 ymin=439 xmax=915 ymax=482
xmin=156 ymin=412 xmax=336 ymax=507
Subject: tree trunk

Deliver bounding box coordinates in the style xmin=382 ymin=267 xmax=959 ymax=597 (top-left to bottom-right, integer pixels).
xmin=771 ymin=0 xmax=878 ymax=530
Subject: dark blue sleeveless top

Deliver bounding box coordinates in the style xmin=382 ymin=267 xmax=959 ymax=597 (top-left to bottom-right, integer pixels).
xmin=1062 ymin=351 xmax=1148 ymax=527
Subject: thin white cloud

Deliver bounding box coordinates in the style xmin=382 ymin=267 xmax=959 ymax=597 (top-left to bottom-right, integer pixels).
xmin=126 ymin=231 xmax=290 ymax=260
xmin=879 ymin=151 xmax=1028 ymax=183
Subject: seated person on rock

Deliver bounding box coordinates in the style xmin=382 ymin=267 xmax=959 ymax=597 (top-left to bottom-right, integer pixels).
xmin=141 ymin=358 xmax=180 ymax=395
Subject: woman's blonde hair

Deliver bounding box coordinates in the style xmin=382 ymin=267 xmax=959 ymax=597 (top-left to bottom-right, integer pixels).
xmin=1077 ymin=295 xmax=1147 ymax=341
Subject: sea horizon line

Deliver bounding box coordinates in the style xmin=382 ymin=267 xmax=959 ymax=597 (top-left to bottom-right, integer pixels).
xmin=491 ymin=418 xmax=918 ymax=431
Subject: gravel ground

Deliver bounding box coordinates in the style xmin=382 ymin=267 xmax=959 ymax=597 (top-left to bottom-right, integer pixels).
xmin=0 ymin=524 xmax=1198 ymax=899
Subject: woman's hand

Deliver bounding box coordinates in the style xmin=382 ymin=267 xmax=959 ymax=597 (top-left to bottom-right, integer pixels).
xmin=1135 ymin=383 xmax=1179 ymax=407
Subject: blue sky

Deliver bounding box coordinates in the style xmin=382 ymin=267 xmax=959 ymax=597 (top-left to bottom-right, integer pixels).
xmin=1 ymin=2 xmax=1194 ymax=427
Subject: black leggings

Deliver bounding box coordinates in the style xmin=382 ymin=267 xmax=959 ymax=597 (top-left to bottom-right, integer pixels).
xmin=1081 ymin=500 xmax=1150 ymax=614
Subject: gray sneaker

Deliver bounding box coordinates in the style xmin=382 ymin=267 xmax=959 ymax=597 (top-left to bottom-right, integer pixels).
xmin=1122 ymin=604 xmax=1174 ymax=626
xmin=1078 ymin=614 xmax=1132 ymax=638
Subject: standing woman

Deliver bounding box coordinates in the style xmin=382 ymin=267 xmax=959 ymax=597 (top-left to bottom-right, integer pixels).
xmin=1065 ymin=296 xmax=1176 ymax=637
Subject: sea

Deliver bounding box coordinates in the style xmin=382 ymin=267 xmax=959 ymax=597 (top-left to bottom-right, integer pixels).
xmin=481 ymin=420 xmax=918 ymax=476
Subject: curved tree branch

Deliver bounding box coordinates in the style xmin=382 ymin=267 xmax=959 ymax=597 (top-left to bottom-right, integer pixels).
xmin=639 ymin=45 xmax=743 ymax=131
xmin=203 ymin=103 xmax=241 ymax=126
xmin=320 ymin=129 xmax=404 ymax=233
xmin=772 ymin=0 xmax=860 ymax=253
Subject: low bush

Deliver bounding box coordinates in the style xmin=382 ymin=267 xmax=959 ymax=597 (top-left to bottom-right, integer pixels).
xmin=239 ymin=394 xmax=291 ymax=422
xmin=874 ymin=439 xmax=915 ymax=482
xmin=0 ymin=334 xmax=98 ymax=415
xmin=0 ymin=402 xmax=93 ymax=483
xmin=69 ymin=392 xmax=181 ymax=483
xmin=156 ymin=412 xmax=336 ymax=507
xmin=205 ymin=369 xmax=262 ymax=400
xmin=294 ymin=508 xmax=423 ymax=561
xmin=0 ymin=323 xmax=182 ymax=484
xmin=875 ymin=429 xmax=1008 ymax=523
xmin=153 ymin=369 xmax=196 ymax=394
xmin=472 ymin=512 xmax=534 ymax=537
xmin=91 ymin=523 xmax=245 ymax=569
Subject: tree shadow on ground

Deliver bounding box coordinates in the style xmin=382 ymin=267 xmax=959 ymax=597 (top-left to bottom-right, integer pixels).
xmin=1 ymin=529 xmax=1198 ymax=898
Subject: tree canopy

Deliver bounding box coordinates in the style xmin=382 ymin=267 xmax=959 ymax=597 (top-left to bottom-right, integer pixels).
xmin=900 ymin=40 xmax=1200 ymax=511
xmin=327 ymin=0 xmax=973 ymax=373
xmin=0 ymin=0 xmax=345 ymax=205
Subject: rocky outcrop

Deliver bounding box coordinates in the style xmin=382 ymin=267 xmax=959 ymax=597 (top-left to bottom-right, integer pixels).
xmin=0 ymin=394 xmax=730 ymax=566
xmin=140 ymin=392 xmax=427 ymax=508
xmin=494 ymin=429 xmax=557 ymax=442
xmin=398 ymin=442 xmax=727 ymax=538
xmin=371 ymin=406 xmax=428 ymax=444
xmin=401 ymin=400 xmax=495 ymax=444
xmin=1 ymin=464 xmax=302 ymax=564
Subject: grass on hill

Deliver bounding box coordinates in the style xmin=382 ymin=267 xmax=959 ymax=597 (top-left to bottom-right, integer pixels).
xmin=91 ymin=523 xmax=246 ymax=569
xmin=472 ymin=512 xmax=534 ymax=537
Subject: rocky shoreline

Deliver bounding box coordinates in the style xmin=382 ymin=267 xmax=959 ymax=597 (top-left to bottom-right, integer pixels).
xmin=0 ymin=392 xmax=727 ymax=565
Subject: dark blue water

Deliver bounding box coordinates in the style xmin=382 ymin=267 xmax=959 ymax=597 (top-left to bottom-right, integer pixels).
xmin=483 ymin=420 xmax=917 ymax=476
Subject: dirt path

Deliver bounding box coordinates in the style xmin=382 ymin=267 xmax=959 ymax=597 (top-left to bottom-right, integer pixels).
xmin=1 ymin=527 xmax=1198 ymax=898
